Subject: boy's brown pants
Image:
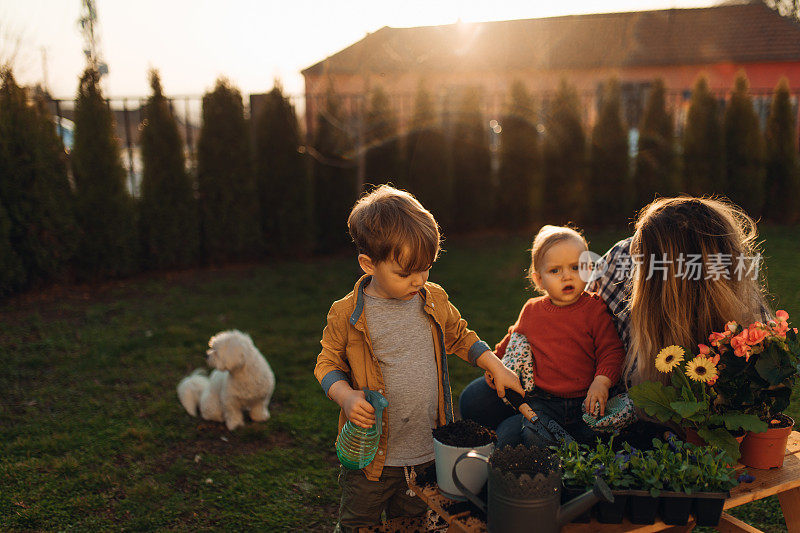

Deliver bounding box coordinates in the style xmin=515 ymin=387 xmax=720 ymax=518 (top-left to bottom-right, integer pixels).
xmin=335 ymin=461 xmax=432 ymax=532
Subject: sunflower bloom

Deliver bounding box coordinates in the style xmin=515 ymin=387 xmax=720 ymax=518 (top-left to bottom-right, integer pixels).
xmin=655 ymin=345 xmax=685 ymax=373
xmin=686 ymin=356 xmax=719 ymax=383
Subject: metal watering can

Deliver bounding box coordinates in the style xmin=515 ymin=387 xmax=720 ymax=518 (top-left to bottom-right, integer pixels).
xmin=452 ymin=445 xmax=612 ymax=533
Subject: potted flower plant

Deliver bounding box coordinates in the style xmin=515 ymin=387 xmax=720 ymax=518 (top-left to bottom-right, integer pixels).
xmin=706 ymin=311 xmax=799 ymax=468
xmin=629 ymin=345 xmax=766 ymax=462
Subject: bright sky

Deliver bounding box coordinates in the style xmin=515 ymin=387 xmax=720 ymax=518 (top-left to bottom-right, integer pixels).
xmin=3 ymin=0 xmax=719 ymax=100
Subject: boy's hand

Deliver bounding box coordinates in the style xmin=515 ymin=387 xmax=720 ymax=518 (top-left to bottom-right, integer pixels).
xmin=584 ymin=375 xmax=612 ymax=417
xmin=342 ymin=389 xmax=376 ymax=429
xmin=477 ymin=351 xmax=524 ymax=398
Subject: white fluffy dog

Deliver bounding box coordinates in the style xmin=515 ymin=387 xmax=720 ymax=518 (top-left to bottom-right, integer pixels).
xmin=177 ymin=330 xmax=275 ymax=431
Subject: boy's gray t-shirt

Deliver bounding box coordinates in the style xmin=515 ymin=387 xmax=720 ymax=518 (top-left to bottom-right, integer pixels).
xmin=364 ymin=292 xmax=438 ymax=466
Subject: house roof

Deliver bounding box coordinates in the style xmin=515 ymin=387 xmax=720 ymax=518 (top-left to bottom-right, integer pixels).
xmin=302 ymin=2 xmax=800 ymax=76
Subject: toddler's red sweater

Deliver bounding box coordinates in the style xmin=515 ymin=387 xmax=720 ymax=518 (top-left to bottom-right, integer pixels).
xmin=495 ymin=292 xmax=624 ymax=398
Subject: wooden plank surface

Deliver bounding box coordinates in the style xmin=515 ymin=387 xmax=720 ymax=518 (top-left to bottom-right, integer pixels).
xmin=717 ymin=512 xmax=764 ymax=532
xmin=727 ymin=453 xmax=800 ymax=508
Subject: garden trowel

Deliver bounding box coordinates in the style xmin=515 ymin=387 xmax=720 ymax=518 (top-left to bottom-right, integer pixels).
xmin=504 ymin=389 xmax=574 ymax=445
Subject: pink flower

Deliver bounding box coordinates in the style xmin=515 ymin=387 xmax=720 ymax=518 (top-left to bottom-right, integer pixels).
xmin=776 ymin=310 xmax=789 ymax=322
xmin=745 ymin=328 xmax=769 ymax=346
xmin=749 ymin=322 xmax=766 ymax=332
xmin=698 ymin=344 xmax=711 ymax=355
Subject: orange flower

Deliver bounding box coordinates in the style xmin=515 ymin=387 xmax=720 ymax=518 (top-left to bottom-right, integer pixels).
xmin=709 ymin=331 xmax=728 ymax=347
xmin=744 ymin=328 xmax=769 ymax=346
xmin=698 ymin=343 xmax=711 ymax=355
xmin=776 ymin=310 xmax=789 ymax=322
xmin=726 ymin=321 xmax=739 ymax=333
xmin=731 ymin=333 xmax=752 ymax=360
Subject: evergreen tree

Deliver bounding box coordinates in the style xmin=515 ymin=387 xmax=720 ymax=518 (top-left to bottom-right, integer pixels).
xmin=364 ymin=86 xmax=401 ymax=188
xmin=405 ymin=82 xmax=453 ymax=230
xmin=139 ymin=70 xmax=198 ymax=269
xmin=723 ymin=72 xmax=766 ymax=218
xmin=634 ymin=79 xmax=677 ymax=209
xmin=253 ymin=83 xmax=313 ymax=256
xmin=764 ymin=77 xmax=800 ymax=223
xmin=197 ymin=78 xmax=260 ymax=262
xmin=589 ymin=78 xmax=630 ymax=227
xmin=451 ymin=86 xmax=492 ymax=232
xmin=683 ymin=76 xmax=724 ymax=196
xmin=0 ymin=197 xmax=24 ymax=296
xmin=497 ymin=80 xmax=539 ymax=230
xmin=71 ymin=67 xmax=138 ymax=279
xmin=0 ymin=71 xmax=78 ymax=289
xmin=312 ymin=84 xmax=357 ymax=252
xmin=542 ymin=79 xmax=587 ymax=224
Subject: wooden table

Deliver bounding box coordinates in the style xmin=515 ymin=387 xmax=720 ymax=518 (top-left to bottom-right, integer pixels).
xmin=407 ymin=432 xmax=800 ymax=533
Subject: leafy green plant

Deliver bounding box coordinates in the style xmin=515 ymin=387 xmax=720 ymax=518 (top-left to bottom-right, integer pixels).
xmin=554 ymin=436 xmax=633 ymax=490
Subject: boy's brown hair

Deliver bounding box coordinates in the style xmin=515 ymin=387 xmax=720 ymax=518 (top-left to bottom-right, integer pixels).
xmin=348 ymin=185 xmax=440 ymax=272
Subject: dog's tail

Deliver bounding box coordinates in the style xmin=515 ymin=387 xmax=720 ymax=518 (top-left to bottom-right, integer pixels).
xmin=177 ymin=369 xmax=209 ymax=417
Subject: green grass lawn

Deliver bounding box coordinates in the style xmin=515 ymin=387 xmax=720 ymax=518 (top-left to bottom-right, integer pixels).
xmin=1 ymin=227 xmax=798 ymax=531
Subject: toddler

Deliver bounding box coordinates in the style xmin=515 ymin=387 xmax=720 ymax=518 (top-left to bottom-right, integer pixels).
xmin=314 ymin=185 xmax=522 ymax=532
xmin=460 ymin=225 xmax=625 ymax=447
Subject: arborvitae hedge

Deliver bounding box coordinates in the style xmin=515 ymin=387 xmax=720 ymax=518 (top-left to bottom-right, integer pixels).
xmin=634 ymin=79 xmax=677 ymax=209
xmin=253 ymin=84 xmax=313 ymax=256
xmin=724 ymin=72 xmax=766 ymax=219
xmin=764 ymin=77 xmax=800 ymax=223
xmin=197 ymin=78 xmax=260 ymax=262
xmin=312 ymin=85 xmax=357 ymax=252
xmin=497 ymin=80 xmax=539 ymax=230
xmin=405 ymin=83 xmax=452 ymax=230
xmin=0 ymin=71 xmax=78 ymax=289
xmin=0 ymin=197 xmax=24 ymax=295
xmin=589 ymin=79 xmax=630 ymax=227
xmin=71 ymin=67 xmax=138 ymax=279
xmin=683 ymin=76 xmax=724 ymax=196
xmin=542 ymin=80 xmax=587 ymax=224
xmin=451 ymin=86 xmax=492 ymax=232
xmin=364 ymin=86 xmax=401 ymax=188
xmin=139 ymin=70 xmax=198 ymax=269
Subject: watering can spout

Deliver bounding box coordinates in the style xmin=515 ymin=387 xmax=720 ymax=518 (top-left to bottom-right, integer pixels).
xmin=557 ymin=478 xmax=613 ymax=527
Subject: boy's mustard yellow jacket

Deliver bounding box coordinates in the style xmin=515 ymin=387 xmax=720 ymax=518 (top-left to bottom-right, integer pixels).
xmin=314 ymin=275 xmax=490 ymax=481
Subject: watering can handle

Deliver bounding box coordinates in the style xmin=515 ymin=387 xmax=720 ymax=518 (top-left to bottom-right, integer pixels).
xmin=451 ymin=450 xmax=489 ymax=513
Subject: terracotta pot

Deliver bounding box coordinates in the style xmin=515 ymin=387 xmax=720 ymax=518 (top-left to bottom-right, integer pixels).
xmin=740 ymin=416 xmax=794 ymax=469
xmin=684 ymin=428 xmax=706 ymax=446
xmin=684 ymin=428 xmax=745 ymax=446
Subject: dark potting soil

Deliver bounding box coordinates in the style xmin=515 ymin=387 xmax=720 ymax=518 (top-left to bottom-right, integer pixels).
xmin=489 ymin=444 xmax=558 ymax=475
xmin=432 ymin=420 xmax=496 ymax=447
xmin=768 ymin=413 xmax=794 ymax=429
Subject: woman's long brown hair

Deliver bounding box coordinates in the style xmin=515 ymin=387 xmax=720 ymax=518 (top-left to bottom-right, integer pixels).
xmin=627 ymin=197 xmax=770 ymax=386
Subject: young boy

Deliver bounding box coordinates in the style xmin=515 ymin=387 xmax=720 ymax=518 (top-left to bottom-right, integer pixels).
xmin=314 ymin=185 xmax=522 ymax=531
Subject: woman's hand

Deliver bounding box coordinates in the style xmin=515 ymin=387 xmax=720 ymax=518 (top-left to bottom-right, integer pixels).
xmin=584 ymin=375 xmax=612 ymax=417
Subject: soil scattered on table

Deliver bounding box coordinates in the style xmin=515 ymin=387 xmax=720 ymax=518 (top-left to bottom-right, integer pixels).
xmin=432 ymin=420 xmax=496 ymax=447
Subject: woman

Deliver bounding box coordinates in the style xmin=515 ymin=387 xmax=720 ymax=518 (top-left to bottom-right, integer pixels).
xmin=459 ymin=196 xmax=771 ymax=447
